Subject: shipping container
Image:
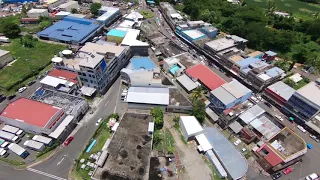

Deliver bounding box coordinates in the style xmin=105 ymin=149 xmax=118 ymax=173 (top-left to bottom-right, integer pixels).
xmin=1 ymin=141 xmax=9 ymax=149
xmin=0 ymin=131 xmax=20 ymax=143
xmin=24 ymin=140 xmax=45 ymax=152
xmin=2 ymin=125 xmax=19 ymax=134
xmin=0 ymin=148 xmax=8 ymax=157
xmin=8 ymin=143 xmax=29 ymax=158
xmin=32 ymin=135 xmax=53 ymax=146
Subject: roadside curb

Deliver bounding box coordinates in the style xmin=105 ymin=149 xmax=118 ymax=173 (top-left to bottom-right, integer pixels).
xmin=27 ymin=145 xmax=64 ymax=169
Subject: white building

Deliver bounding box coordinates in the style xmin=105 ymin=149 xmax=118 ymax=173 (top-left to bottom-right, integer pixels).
xmin=58 ymin=1 xmax=79 ymax=12
xmin=54 ymin=11 xmax=71 ymax=20
xmin=40 ymin=75 xmax=78 ymax=93
xmin=179 ymin=116 xmax=203 ymax=141
xmin=116 ymin=28 xmax=149 ymax=56
xmin=27 ymin=9 xmax=49 ymax=18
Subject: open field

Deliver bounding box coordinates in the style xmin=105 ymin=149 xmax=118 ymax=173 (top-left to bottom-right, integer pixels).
xmin=139 ymin=10 xmax=155 ymax=18
xmin=246 ymin=0 xmax=320 ymax=19
xmin=0 ymin=39 xmax=66 ymax=91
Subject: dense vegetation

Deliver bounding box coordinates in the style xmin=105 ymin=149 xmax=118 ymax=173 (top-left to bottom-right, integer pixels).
xmin=175 ymin=0 xmax=320 ymax=72
xmin=298 ymin=0 xmax=320 ymax=4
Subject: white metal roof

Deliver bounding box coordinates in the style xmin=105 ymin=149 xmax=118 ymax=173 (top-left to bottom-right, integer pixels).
xmin=28 ymin=8 xmax=47 ymax=13
xmin=126 ymin=87 xmax=169 ymax=105
xmin=24 ymin=140 xmax=44 ymax=149
xmin=239 ymin=105 xmax=265 ymax=124
xmin=32 ymin=135 xmax=52 ymax=144
xmin=80 ymin=86 xmax=96 ymax=96
xmin=49 ymin=115 xmax=74 ymax=139
xmin=55 ymin=11 xmax=70 ymax=16
xmin=118 ymin=20 xmax=135 ymax=28
xmin=111 ymin=122 xmax=119 ymax=132
xmin=176 ymin=74 xmax=198 ymax=92
xmin=196 ymin=133 xmax=212 ymax=152
xmin=250 ymin=115 xmax=281 ymax=140
xmin=258 ymin=74 xmax=271 ymax=81
xmin=180 ymin=116 xmax=203 ymax=136
xmin=40 ymin=75 xmax=74 ymax=88
xmin=148 ymin=122 xmax=154 ymax=133
xmin=120 ymin=29 xmax=149 ymax=46
xmin=124 ymin=11 xmax=143 ymax=21
xmin=206 ymin=150 xmax=228 ymax=178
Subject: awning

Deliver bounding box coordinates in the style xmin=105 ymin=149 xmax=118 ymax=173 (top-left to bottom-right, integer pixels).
xmin=195 ymin=134 xmax=212 ymax=152
xmin=206 ymin=107 xmax=219 ymax=122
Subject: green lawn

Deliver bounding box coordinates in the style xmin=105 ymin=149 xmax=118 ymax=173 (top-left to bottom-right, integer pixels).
xmin=246 ymin=0 xmax=320 ymax=20
xmin=139 ymin=10 xmax=155 ymax=18
xmin=293 ymin=79 xmax=309 ymax=89
xmin=0 ymin=39 xmax=66 ymax=91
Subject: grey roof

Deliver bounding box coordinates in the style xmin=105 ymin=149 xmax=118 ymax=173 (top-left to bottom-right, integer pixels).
xmin=250 ymin=115 xmax=281 ymax=140
xmin=267 ymin=81 xmax=295 ymax=101
xmin=297 ymin=81 xmax=320 ymax=107
xmin=203 ymin=127 xmax=248 ymax=180
xmin=126 ymin=87 xmax=169 ymax=105
xmin=0 ymin=49 xmax=10 ymax=57
xmin=239 ymin=105 xmax=265 ymax=124
xmin=176 ymin=74 xmax=198 ymax=92
xmin=265 ymin=67 xmax=285 ymax=78
xmin=206 ymin=107 xmax=219 ymax=122
xmin=229 ymin=121 xmax=243 ymax=134
xmin=210 ymin=86 xmax=236 ymax=106
xmin=222 ymin=79 xmax=252 ymax=99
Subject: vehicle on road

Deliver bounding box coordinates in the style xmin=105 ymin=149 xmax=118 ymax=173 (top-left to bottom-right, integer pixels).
xmin=307 ymin=143 xmax=313 ymax=149
xmin=247 ymin=102 xmax=253 ymax=107
xmin=297 ymin=125 xmax=307 ymax=133
xmin=271 ymin=172 xmax=282 ymax=179
xmin=0 ymin=95 xmax=5 ymax=103
xmin=7 ymin=94 xmax=16 ymax=100
xmin=264 ymin=102 xmax=272 ymax=108
xmin=96 ymin=118 xmax=102 ymax=126
xmin=309 ymin=135 xmax=320 ymax=142
xmin=282 ymin=167 xmax=293 ymax=175
xmin=233 ymin=139 xmax=241 ymax=146
xmin=64 ymin=136 xmax=74 ymax=146
xmin=18 ymin=87 xmax=27 ymax=93
xmin=256 ymin=95 xmax=262 ymax=101
xmin=275 ymin=115 xmax=284 ymax=121
xmin=305 ymin=173 xmax=319 ymax=180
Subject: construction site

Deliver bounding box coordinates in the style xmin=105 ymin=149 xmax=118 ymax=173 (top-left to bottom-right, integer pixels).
xmin=94 ymin=113 xmax=153 ymax=180
xmin=31 ymin=88 xmax=89 ymax=120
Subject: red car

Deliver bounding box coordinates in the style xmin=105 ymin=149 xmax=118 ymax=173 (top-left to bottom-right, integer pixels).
xmin=64 ymin=136 xmax=74 ymax=146
xmin=282 ymin=167 xmax=293 ymax=175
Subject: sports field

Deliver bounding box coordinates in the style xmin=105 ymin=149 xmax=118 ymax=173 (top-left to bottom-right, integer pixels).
xmin=246 ymin=0 xmax=320 ymax=20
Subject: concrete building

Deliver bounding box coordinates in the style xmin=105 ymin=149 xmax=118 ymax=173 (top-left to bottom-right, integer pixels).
xmin=54 ymin=11 xmax=71 ymax=20
xmin=45 ymin=0 xmax=67 ymax=10
xmin=40 ymin=75 xmax=78 ymax=94
xmin=159 ymin=2 xmax=184 ymax=29
xmin=204 ymin=35 xmax=248 ymax=55
xmin=0 ymin=49 xmax=13 ymax=68
xmin=264 ymin=81 xmax=295 ymax=107
xmin=0 ymin=98 xmax=66 ymax=135
xmin=107 ymin=29 xmax=127 ymax=44
xmin=118 ymin=28 xmax=149 ymax=56
xmin=37 ymin=17 xmax=103 ymax=45
xmin=121 ymin=57 xmax=162 ymax=87
xmin=118 ymin=20 xmax=135 ymax=29
xmin=53 ymin=42 xmax=129 ymax=93
xmin=179 ymin=116 xmax=203 ymax=141
xmin=163 ymin=56 xmax=186 ymax=77
xmin=209 ymin=79 xmax=252 ymax=113
xmin=181 ymin=29 xmax=207 ymax=42
xmin=284 ymin=79 xmax=320 ymax=123
xmin=27 ymin=9 xmax=49 ymax=18
xmin=97 ymin=6 xmax=121 ymax=26
xmin=254 ymin=128 xmax=307 ymax=172
xmin=58 ymin=1 xmax=79 ymax=12
xmin=48 ymin=68 xmax=80 ymax=86
xmin=123 ymin=11 xmax=143 ymax=22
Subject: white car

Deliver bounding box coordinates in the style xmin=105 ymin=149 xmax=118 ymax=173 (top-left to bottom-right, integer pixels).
xmin=95 ymin=118 xmax=102 ymax=126
xmin=247 ymin=102 xmax=253 ymax=107
xmin=18 ymin=87 xmax=27 ymax=93
xmin=297 ymin=125 xmax=306 ymax=133
xmin=234 ymin=139 xmax=241 ymax=146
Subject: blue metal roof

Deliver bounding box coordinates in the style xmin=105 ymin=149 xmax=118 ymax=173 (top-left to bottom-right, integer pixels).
xmin=265 ymin=50 xmax=277 ymax=56
xmin=131 ymin=57 xmax=156 ymax=70
xmin=265 ymin=67 xmax=285 ymax=77
xmin=107 ymin=29 xmax=127 ymax=38
xmin=37 ymin=17 xmax=103 ymax=44
xmin=249 ymin=61 xmax=269 ymax=69
xmin=236 ymin=57 xmax=261 ymax=69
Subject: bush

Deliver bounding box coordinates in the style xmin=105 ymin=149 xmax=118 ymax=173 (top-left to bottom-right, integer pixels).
xmin=151 ymin=107 xmax=164 ymax=130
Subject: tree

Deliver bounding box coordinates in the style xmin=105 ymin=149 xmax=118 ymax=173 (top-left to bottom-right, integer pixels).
xmin=21 ymin=34 xmax=38 ymax=48
xmin=0 ymin=20 xmax=21 ymax=38
xmin=151 ymin=107 xmax=164 ymax=130
xmin=90 ymin=3 xmax=102 ymax=16
xmin=153 ymin=130 xmax=163 ymax=147
xmin=285 ymin=78 xmax=296 ymax=87
xmin=191 ymin=87 xmax=203 ymax=102
xmin=71 ymin=8 xmax=78 ymax=14
xmin=190 ymin=99 xmax=206 ymax=124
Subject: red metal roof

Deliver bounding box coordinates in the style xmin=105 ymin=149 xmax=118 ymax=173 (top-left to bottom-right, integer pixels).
xmin=258 ymin=144 xmax=283 ymax=166
xmin=0 ymin=98 xmax=62 ymax=128
xmin=186 ymin=64 xmax=226 ymax=90
xmin=21 ymin=18 xmax=39 ymax=22
xmin=48 ymin=69 xmax=78 ymax=84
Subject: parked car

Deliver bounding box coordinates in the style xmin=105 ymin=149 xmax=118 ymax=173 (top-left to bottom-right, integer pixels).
xmin=297 ymin=125 xmax=307 ymax=133
xmin=7 ymin=94 xmax=16 ymax=100
xmin=307 ymin=143 xmax=313 ymax=149
xmin=95 ymin=118 xmax=102 ymax=126
xmin=309 ymin=135 xmax=320 ymax=142
xmin=264 ymin=102 xmax=272 ymax=108
xmin=233 ymin=139 xmax=241 ymax=146
xmin=0 ymin=95 xmax=6 ymax=102
xmin=282 ymin=167 xmax=293 ymax=175
xmin=306 ymin=173 xmax=319 ymax=180
xmin=18 ymin=87 xmax=27 ymax=93
xmin=27 ymin=80 xmax=36 ymax=86
xmin=64 ymin=136 xmax=74 ymax=146
xmin=271 ymin=172 xmax=282 ymax=180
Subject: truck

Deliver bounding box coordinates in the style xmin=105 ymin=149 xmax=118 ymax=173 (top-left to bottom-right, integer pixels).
xmin=0 ymin=141 xmax=9 ymax=149
xmin=2 ymin=125 xmax=24 ymax=137
xmin=0 ymin=131 xmax=20 ymax=143
xmin=32 ymin=135 xmax=53 ymax=146
xmin=24 ymin=140 xmax=45 ymax=152
xmin=8 ymin=143 xmax=29 ymax=158
xmin=0 ymin=148 xmax=9 ymax=157
xmin=0 ymin=36 xmax=10 ymax=43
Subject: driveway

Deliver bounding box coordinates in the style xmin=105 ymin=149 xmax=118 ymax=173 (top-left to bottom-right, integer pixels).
xmin=164 ymin=115 xmax=212 ymax=180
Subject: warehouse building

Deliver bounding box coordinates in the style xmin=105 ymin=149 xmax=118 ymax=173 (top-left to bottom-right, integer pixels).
xmin=27 ymin=9 xmax=49 ymax=18
xmin=0 ymin=98 xmax=66 ymax=135
xmin=179 ymin=116 xmax=203 ymax=141
xmin=0 ymin=49 xmax=13 ymax=68
xmin=37 ymin=17 xmax=103 ymax=45
xmin=126 ymin=87 xmax=169 ymax=107
xmin=58 ymin=1 xmax=79 ymax=12
xmin=97 ymin=6 xmax=121 ymax=26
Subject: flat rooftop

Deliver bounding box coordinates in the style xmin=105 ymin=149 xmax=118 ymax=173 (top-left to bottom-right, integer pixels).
xmin=107 ymin=29 xmax=127 ymax=38
xmin=182 ymin=30 xmax=206 ymax=40
xmin=37 ymin=17 xmax=102 ymax=44
xmin=0 ymin=98 xmax=62 ymax=128
xmin=205 ymin=37 xmax=237 ymax=52
xmin=297 ymin=80 xmax=320 ymax=107
xmin=126 ymin=87 xmax=169 ymax=105
xmin=97 ymin=7 xmax=120 ymax=22
xmin=128 ymin=57 xmax=156 ymax=71
xmin=95 ymin=113 xmax=152 ymax=180
xmin=61 ymin=52 xmax=104 ymax=70
xmin=266 ymin=81 xmax=295 ymax=101
xmin=79 ymin=42 xmax=125 ymax=57
xmin=186 ymin=64 xmax=226 ymax=90
xmin=268 ymin=128 xmax=306 ymax=158
xmin=236 ymin=57 xmax=261 ymax=69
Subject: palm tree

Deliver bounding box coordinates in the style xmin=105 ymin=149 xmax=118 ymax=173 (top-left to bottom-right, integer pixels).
xmin=191 ymin=87 xmax=203 ymax=102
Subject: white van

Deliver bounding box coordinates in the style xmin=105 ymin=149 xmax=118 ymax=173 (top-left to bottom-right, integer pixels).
xmin=306 ymin=173 xmax=319 ymax=180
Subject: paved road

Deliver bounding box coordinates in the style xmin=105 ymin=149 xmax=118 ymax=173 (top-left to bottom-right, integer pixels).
xmin=0 ymin=78 xmax=123 ymax=180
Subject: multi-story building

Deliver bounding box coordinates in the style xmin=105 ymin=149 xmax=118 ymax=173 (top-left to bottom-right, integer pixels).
xmin=52 ymin=43 xmax=130 ymax=93
xmin=97 ymin=6 xmax=121 ymax=26
xmin=264 ymin=81 xmax=295 ymax=108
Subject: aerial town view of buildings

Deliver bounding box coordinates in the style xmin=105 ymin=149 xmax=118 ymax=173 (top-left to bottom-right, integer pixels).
xmin=0 ymin=0 xmax=319 ymax=180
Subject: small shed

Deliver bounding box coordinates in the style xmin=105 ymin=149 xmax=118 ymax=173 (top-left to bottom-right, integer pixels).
xmin=148 ymin=122 xmax=154 ymax=134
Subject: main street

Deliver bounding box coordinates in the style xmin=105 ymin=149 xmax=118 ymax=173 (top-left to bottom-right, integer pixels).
xmin=0 ymin=78 xmax=123 ymax=180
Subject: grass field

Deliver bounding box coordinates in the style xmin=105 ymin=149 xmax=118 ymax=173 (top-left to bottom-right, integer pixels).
xmin=0 ymin=39 xmax=66 ymax=91
xmin=139 ymin=10 xmax=155 ymax=18
xmin=246 ymin=0 xmax=320 ymax=19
